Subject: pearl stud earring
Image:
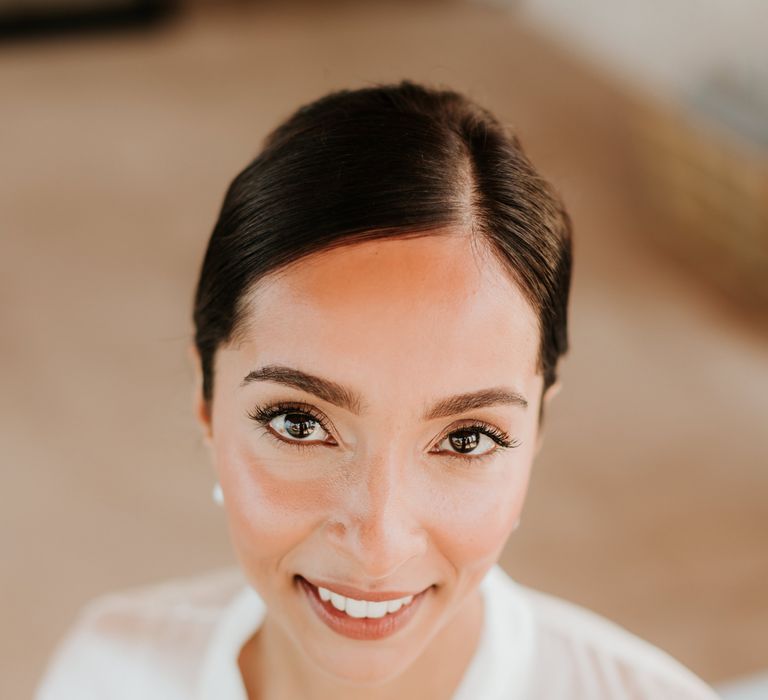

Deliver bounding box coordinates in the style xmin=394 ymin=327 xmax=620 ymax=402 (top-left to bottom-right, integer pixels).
xmin=212 ymin=482 xmax=224 ymax=506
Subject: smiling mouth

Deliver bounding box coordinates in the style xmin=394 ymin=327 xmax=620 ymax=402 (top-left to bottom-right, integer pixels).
xmin=295 ymin=575 xmax=434 ymax=641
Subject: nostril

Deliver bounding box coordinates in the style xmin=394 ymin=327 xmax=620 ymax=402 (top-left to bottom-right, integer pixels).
xmin=320 ymin=511 xmax=429 ymax=583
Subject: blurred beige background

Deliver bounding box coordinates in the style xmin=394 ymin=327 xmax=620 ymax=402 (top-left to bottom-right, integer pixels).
xmin=2 ymin=1 xmax=767 ymax=698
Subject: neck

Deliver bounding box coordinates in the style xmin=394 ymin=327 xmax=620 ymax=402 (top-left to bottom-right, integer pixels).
xmin=239 ymin=587 xmax=484 ymax=700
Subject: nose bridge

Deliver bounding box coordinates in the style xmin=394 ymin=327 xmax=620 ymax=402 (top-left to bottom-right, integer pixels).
xmin=328 ymin=446 xmax=427 ymax=580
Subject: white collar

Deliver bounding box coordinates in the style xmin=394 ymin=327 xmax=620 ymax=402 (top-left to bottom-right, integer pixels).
xmin=196 ymin=581 xmax=264 ymax=700
xmin=196 ymin=564 xmax=534 ymax=700
xmin=452 ymin=565 xmax=535 ymax=700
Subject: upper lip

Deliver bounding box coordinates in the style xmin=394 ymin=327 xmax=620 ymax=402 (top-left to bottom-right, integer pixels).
xmin=300 ymin=575 xmax=429 ymax=602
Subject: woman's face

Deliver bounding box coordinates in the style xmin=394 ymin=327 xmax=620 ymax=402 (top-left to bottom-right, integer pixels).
xmin=194 ymin=230 xmax=556 ymax=684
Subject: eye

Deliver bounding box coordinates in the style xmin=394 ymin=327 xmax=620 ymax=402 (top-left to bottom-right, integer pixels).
xmin=433 ymin=423 xmax=520 ymax=461
xmin=247 ymin=402 xmax=337 ymax=448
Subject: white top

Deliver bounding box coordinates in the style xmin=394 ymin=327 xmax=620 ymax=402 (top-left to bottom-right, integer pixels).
xmin=36 ymin=565 xmax=719 ymax=700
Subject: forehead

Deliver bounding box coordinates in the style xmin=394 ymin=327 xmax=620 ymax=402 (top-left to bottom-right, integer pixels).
xmin=229 ymin=231 xmax=541 ymax=404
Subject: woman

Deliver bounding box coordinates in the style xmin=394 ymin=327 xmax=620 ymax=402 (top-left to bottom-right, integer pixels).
xmin=37 ymin=81 xmax=718 ymax=699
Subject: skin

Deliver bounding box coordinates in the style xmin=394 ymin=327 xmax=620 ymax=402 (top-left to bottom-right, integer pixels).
xmin=191 ymin=228 xmax=561 ymax=700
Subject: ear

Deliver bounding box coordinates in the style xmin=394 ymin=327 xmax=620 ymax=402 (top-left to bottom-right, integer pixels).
xmin=534 ymin=380 xmax=562 ymax=456
xmin=188 ymin=343 xmax=213 ymax=448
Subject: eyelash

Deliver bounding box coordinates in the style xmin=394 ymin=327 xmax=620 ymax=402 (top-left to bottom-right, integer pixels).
xmin=246 ymin=401 xmax=521 ymax=463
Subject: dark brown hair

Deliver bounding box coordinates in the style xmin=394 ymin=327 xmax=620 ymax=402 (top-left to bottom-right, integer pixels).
xmin=193 ymin=80 xmax=572 ymax=423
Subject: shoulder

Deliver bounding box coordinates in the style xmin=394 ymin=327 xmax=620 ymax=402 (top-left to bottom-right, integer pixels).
xmin=515 ymin=583 xmax=720 ymax=700
xmin=36 ymin=568 xmax=246 ymax=700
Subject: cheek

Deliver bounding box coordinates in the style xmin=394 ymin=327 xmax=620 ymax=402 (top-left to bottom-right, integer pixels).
xmin=213 ymin=438 xmax=337 ymax=566
xmin=426 ymin=461 xmax=531 ymax=567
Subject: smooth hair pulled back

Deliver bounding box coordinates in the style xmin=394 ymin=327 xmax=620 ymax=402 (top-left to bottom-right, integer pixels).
xmin=193 ymin=80 xmax=573 ymax=424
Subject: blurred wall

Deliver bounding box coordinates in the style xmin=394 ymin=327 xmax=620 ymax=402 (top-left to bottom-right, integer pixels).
xmin=518 ymin=0 xmax=768 ymax=95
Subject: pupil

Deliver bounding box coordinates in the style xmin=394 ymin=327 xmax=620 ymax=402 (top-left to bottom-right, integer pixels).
xmin=285 ymin=413 xmax=316 ymax=438
xmin=450 ymin=430 xmax=479 ymax=453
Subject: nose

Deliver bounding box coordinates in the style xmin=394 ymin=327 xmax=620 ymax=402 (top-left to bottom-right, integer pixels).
xmin=324 ymin=449 xmax=428 ymax=582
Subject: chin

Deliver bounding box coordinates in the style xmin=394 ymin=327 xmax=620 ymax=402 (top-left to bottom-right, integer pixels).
xmin=302 ymin=641 xmax=420 ymax=687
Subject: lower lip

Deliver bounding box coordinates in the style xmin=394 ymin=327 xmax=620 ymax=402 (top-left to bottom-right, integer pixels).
xmin=296 ymin=576 xmax=431 ymax=641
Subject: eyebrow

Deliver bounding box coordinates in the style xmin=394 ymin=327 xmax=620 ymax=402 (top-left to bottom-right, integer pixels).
xmin=240 ymin=364 xmax=528 ymax=419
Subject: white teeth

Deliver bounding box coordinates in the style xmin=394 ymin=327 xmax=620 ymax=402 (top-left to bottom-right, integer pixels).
xmin=315 ymin=584 xmax=418 ymax=619
xmin=366 ymin=601 xmax=389 ymax=618
xmin=329 ymin=592 xmax=346 ymax=612
xmin=345 ymin=598 xmax=367 ymax=618
xmin=386 ymin=599 xmax=403 ymax=614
